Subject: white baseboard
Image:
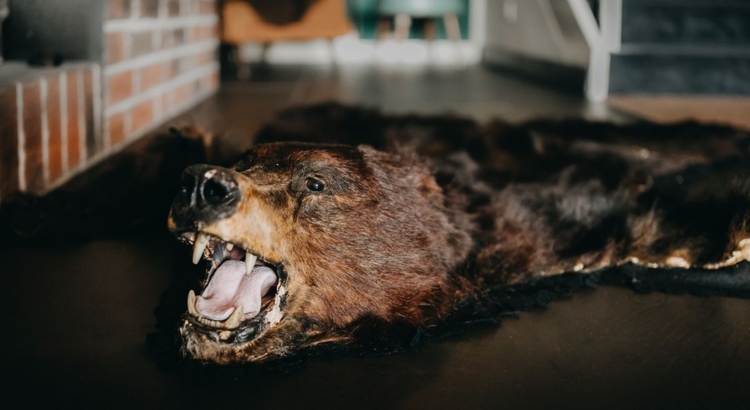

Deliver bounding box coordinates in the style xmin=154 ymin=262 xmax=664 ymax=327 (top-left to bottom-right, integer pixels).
xmin=237 ymin=34 xmax=482 ymax=66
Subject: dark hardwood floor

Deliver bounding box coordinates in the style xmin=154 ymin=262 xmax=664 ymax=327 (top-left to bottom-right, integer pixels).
xmin=1 ymin=64 xmax=747 ymax=410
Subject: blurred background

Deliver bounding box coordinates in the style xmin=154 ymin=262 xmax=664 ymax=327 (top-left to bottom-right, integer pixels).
xmin=1 ymin=0 xmax=749 ymax=205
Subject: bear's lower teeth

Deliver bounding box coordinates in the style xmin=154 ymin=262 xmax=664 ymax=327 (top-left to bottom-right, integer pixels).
xmin=188 ymin=290 xmax=247 ymax=330
xmin=195 ymin=305 xmax=244 ymax=329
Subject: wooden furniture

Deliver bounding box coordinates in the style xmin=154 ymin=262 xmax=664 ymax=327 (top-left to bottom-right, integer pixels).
xmin=376 ymin=0 xmax=464 ymax=41
xmin=221 ymin=0 xmax=352 ymax=77
xmin=222 ymin=0 xmax=352 ymax=44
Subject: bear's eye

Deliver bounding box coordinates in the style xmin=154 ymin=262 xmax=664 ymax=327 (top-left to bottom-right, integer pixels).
xmin=305 ymin=177 xmax=325 ymax=192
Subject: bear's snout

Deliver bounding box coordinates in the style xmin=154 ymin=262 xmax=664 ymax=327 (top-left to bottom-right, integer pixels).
xmin=169 ymin=164 xmax=241 ymax=231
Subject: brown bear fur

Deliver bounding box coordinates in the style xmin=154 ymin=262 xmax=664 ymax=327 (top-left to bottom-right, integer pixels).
xmin=168 ymin=103 xmax=750 ymax=364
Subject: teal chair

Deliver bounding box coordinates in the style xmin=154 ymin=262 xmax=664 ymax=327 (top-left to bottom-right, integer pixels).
xmin=347 ymin=0 xmax=381 ymax=39
xmin=376 ymin=0 xmax=464 ymax=41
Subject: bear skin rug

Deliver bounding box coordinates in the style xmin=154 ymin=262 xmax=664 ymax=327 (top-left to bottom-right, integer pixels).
xmin=165 ymin=103 xmax=750 ymax=365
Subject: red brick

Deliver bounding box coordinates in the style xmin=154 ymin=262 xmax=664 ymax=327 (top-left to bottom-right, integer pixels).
xmin=131 ymin=99 xmax=154 ymax=132
xmin=66 ymin=72 xmax=81 ymax=170
xmin=194 ymin=50 xmax=216 ymax=67
xmin=107 ymin=0 xmax=131 ymax=20
xmin=191 ymin=25 xmax=216 ymax=42
xmin=108 ymin=70 xmax=133 ymax=105
xmin=106 ymin=33 xmax=126 ymax=65
xmin=196 ymin=0 xmax=216 ymax=15
xmin=140 ymin=0 xmax=159 ymax=17
xmin=151 ymin=90 xmax=164 ymax=122
xmin=167 ymin=59 xmax=180 ymax=80
xmin=207 ymin=71 xmax=219 ymax=92
xmin=162 ymin=28 xmax=186 ymax=49
xmin=46 ymin=76 xmax=64 ymax=184
xmin=108 ymin=113 xmax=127 ymax=146
xmin=23 ymin=81 xmax=44 ymax=192
xmin=0 ymin=87 xmax=20 ymax=198
xmin=174 ymin=83 xmax=195 ymax=106
xmin=139 ymin=63 xmax=165 ymax=92
xmin=189 ymin=26 xmax=199 ymax=43
xmin=167 ymin=0 xmax=181 ymax=16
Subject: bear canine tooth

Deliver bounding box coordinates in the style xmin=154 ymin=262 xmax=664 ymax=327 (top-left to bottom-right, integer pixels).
xmin=192 ymin=232 xmax=210 ymax=264
xmin=226 ymin=243 xmax=234 ymax=251
xmin=187 ymin=290 xmax=197 ymax=316
xmin=246 ymin=253 xmax=257 ymax=274
xmin=225 ymin=305 xmax=244 ymax=329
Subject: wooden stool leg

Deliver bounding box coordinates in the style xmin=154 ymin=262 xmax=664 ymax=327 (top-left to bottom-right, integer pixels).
xmin=423 ymin=18 xmax=438 ymax=64
xmin=393 ymin=13 xmax=412 ymax=41
xmin=424 ymin=18 xmax=438 ymax=41
xmin=443 ymin=13 xmax=461 ymax=42
xmin=376 ymin=18 xmax=391 ymax=40
xmin=443 ymin=13 xmax=463 ymax=66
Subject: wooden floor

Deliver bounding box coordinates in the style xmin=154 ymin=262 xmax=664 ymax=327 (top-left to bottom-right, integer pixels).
xmin=172 ymin=64 xmax=750 ymax=158
xmin=608 ymin=96 xmax=750 ymax=131
xmin=169 ymin=64 xmax=636 ymax=157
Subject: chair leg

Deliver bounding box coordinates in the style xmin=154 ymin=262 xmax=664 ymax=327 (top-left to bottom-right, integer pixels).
xmin=423 ymin=18 xmax=438 ymax=41
xmin=231 ymin=44 xmax=252 ymax=80
xmin=443 ymin=13 xmax=461 ymax=42
xmin=259 ymin=42 xmax=270 ymax=65
xmin=393 ymin=13 xmax=412 ymax=41
xmin=328 ymin=38 xmax=339 ymax=68
xmin=443 ymin=13 xmax=463 ymax=66
xmin=376 ymin=18 xmax=391 ymax=40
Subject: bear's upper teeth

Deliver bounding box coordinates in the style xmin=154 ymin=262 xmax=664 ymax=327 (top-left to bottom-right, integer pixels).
xmin=246 ymin=253 xmax=257 ymax=274
xmin=193 ymin=232 xmax=210 ymax=264
xmin=226 ymin=243 xmax=234 ymax=251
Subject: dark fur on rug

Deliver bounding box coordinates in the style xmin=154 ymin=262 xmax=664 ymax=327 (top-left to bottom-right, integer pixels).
xmin=143 ymin=102 xmax=750 ymax=367
xmin=249 ymin=104 xmax=750 ymax=321
xmin=255 ymin=102 xmax=750 ymax=274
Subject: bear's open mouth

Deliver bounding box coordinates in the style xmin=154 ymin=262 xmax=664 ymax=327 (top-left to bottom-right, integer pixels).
xmin=177 ymin=231 xmax=287 ymax=343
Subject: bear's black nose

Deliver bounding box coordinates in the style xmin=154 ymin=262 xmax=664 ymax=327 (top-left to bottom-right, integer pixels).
xmin=170 ymin=164 xmax=240 ymax=229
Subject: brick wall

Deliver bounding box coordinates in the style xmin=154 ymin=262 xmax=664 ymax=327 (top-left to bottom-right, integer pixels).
xmin=102 ymin=0 xmax=220 ymax=150
xmin=0 ymin=64 xmax=101 ymax=201
xmin=0 ymin=0 xmax=219 ymax=203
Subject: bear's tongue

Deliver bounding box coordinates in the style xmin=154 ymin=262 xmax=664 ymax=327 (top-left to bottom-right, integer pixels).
xmin=195 ymin=260 xmax=277 ymax=321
